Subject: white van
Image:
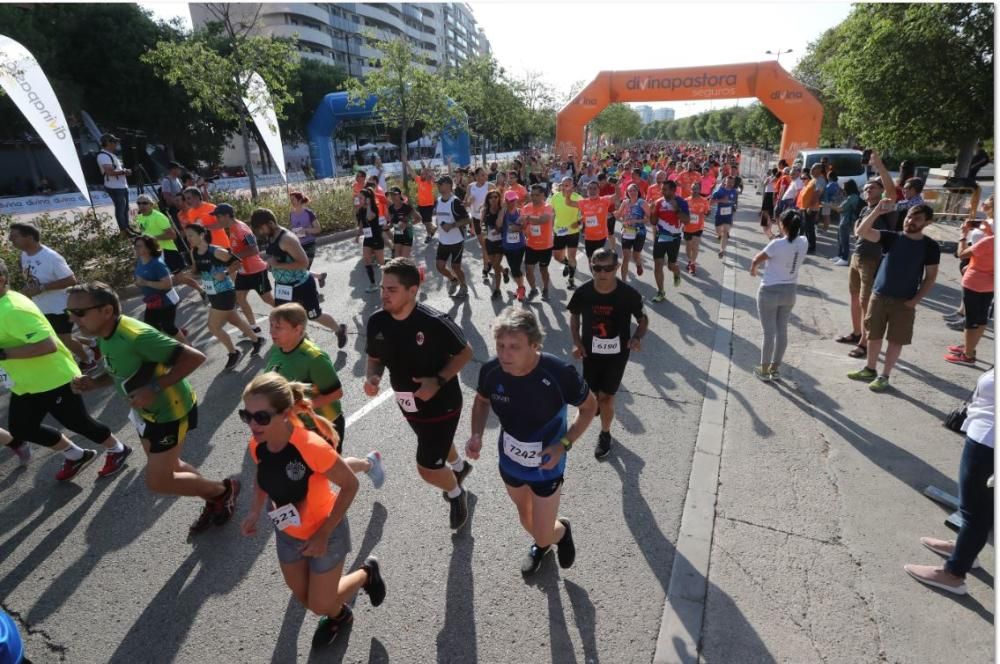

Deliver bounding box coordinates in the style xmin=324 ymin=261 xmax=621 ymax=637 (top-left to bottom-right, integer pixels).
xmin=792 ymin=149 xmax=869 ymax=195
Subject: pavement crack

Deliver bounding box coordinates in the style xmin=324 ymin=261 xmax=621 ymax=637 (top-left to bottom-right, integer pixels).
xmin=0 ymin=600 xmax=69 ymax=661
xmin=719 ymin=515 xmax=842 ymax=547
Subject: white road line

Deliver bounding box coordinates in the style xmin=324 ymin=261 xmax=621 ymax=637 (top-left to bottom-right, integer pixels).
xmin=653 ymin=239 xmax=738 ymax=664
xmin=345 ymin=389 xmax=393 ymax=429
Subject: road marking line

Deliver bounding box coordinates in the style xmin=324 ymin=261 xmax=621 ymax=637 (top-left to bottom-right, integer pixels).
xmin=345 ymin=390 xmax=393 ymax=429
xmin=653 ymin=238 xmax=738 ymax=664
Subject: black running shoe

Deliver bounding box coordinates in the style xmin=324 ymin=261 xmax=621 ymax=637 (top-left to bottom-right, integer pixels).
xmin=311 ymin=606 xmax=353 ymax=649
xmin=442 ymin=461 xmax=474 ymax=501
xmin=362 ymin=556 xmax=386 ymax=607
xmin=556 ymin=518 xmax=576 ymax=569
xmin=224 ymin=350 xmax=241 ymax=370
xmin=212 ymin=477 xmax=241 ymax=526
xmin=503 ymin=268 xmax=510 ymax=284
xmin=250 ymin=337 xmax=265 ymax=356
xmin=491 ymin=289 xmax=501 ymax=300
xmin=336 ymin=324 xmax=348 ymax=349
xmin=562 ymin=263 xmax=570 ymax=277
xmin=318 ymin=272 xmax=328 ymax=289
xmin=448 ymin=489 xmax=468 ymax=530
xmin=595 ymin=431 xmax=612 ymax=460
xmin=521 ymin=544 xmax=550 ymax=575
xmin=189 ymin=500 xmax=218 ymax=535
xmin=567 ymin=278 xmax=576 ymax=291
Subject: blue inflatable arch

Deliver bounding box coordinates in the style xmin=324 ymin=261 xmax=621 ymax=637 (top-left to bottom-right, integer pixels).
xmin=306 ymin=92 xmax=471 ymax=178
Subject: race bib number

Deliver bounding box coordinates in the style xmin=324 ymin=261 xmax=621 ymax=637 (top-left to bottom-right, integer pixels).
xmin=294 ymin=227 xmax=307 ymax=237
xmin=487 ymin=229 xmax=501 ymax=242
xmin=362 ymin=227 xmax=373 ymax=239
xmin=268 ymin=503 xmax=302 ymax=531
xmin=353 ymin=195 xmax=360 ymax=206
xmin=203 ymin=281 xmax=217 ymax=295
xmin=621 ymin=226 xmax=637 ymax=240
xmin=556 ymin=226 xmax=569 ymax=237
xmin=0 ymin=368 xmax=13 ymax=390
xmin=394 ymin=391 xmax=418 ymax=413
xmin=529 ymin=224 xmax=542 ymax=237
xmin=378 ymin=217 xmax=387 ymax=228
xmin=592 ymin=336 xmax=621 ymax=354
xmin=506 ymin=231 xmax=521 ymax=244
xmin=274 ymin=284 xmax=293 ymax=301
xmin=166 ymin=289 xmax=180 ymax=305
xmin=128 ymin=409 xmax=147 ymax=436
xmin=502 ymin=432 xmax=543 ymax=468
xmin=718 ymin=206 xmax=732 ymax=216
xmin=585 ymin=215 xmax=599 ymax=228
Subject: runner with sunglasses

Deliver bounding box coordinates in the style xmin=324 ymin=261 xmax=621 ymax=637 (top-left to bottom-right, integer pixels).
xmin=568 ymin=248 xmax=648 ymax=459
xmin=265 ymin=303 xmax=385 ymax=487
xmin=365 ymin=258 xmax=474 ymax=531
xmin=66 ymin=282 xmax=239 ymax=535
xmin=240 ymin=372 xmax=387 ymax=649
xmin=466 ymin=306 xmax=597 ymax=574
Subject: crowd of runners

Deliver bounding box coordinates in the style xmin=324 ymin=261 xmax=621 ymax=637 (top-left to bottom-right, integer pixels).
xmin=0 ymin=139 xmax=992 ymax=652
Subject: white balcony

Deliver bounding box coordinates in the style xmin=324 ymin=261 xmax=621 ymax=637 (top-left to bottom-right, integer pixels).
xmin=266 ymin=23 xmax=332 ymax=49
xmin=263 ymin=3 xmax=329 ymax=25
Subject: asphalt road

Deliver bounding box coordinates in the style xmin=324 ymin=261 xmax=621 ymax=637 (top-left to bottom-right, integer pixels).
xmin=0 ymin=209 xmax=733 ymax=663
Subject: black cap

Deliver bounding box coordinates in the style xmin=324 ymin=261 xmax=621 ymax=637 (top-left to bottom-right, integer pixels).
xmin=209 ymin=203 xmax=235 ymax=217
xmin=388 ymin=186 xmax=403 ymax=195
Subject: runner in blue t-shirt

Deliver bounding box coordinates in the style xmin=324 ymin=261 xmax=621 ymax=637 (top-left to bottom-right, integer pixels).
xmin=711 ymin=175 xmax=740 ymax=258
xmin=133 ymin=235 xmax=185 ymax=341
xmin=500 ymin=191 xmax=528 ymax=302
xmin=466 ymin=307 xmax=597 ymax=575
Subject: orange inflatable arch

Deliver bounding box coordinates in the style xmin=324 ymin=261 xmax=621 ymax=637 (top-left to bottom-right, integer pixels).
xmin=555 ymin=61 xmax=822 ymax=165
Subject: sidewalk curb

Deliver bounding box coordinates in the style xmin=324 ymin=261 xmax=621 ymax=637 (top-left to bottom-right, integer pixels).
xmin=653 ymin=244 xmax=738 ymax=664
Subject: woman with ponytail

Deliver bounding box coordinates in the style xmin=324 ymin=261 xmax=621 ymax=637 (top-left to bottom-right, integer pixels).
xmin=240 ymin=372 xmax=387 ymax=648
xmin=749 ymin=210 xmax=809 ymax=381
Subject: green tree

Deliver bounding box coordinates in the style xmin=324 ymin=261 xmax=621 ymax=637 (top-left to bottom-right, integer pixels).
xmin=445 ymin=55 xmax=525 ymax=163
xmin=794 ymin=27 xmax=851 ymax=147
xmin=284 ymin=58 xmax=348 ymax=144
xmin=344 ymin=35 xmax=465 ymax=189
xmin=811 ymin=3 xmax=993 ymax=174
xmin=512 ymin=70 xmax=560 ymax=148
xmin=142 ymin=3 xmax=299 ymax=199
xmin=590 ymin=103 xmax=642 ymax=144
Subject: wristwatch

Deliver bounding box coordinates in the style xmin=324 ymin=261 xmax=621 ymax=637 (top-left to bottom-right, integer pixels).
xmin=560 ymin=436 xmax=574 ymax=451
xmin=435 ymin=374 xmax=447 ymax=387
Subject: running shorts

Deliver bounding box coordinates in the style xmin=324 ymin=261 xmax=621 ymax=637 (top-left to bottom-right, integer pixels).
xmin=406 ymin=412 xmax=461 ymax=470
xmin=274 ymin=277 xmax=322 ymax=320
xmin=583 ymin=357 xmax=629 ymax=396
xmin=653 ymin=235 xmax=681 ymax=262
xmin=275 ymin=515 xmax=351 ymax=573
xmin=436 ymin=243 xmax=464 ymax=264
xmin=235 ymin=270 xmax=273 ymax=295
xmin=499 ymin=466 xmax=564 ymax=498
xmin=525 ymin=247 xmax=553 ymax=266
xmin=553 ymin=233 xmax=580 ymax=251
xmin=142 ymin=405 xmax=198 ymax=454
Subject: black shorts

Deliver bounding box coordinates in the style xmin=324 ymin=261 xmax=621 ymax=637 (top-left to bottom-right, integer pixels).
xmin=653 ymin=235 xmax=681 ymax=262
xmin=235 ymin=270 xmax=272 ymax=295
xmin=607 ymin=215 xmax=617 ymax=236
xmin=208 ymin=290 xmax=237 ymax=311
xmin=418 ymin=205 xmax=434 ymax=225
xmin=45 ymin=312 xmax=73 ymax=335
xmin=621 ymin=235 xmax=646 ymax=252
xmin=963 ymin=288 xmax=994 ymax=330
xmin=499 ymin=466 xmax=564 ymax=498
xmin=302 ymin=242 xmax=317 ymax=268
xmin=362 ymin=229 xmax=385 ymax=250
xmin=553 ymin=232 xmax=580 ymax=251
xmin=406 ymin=412 xmax=460 ymax=470
xmin=436 ymin=242 xmax=464 ymax=264
xmin=472 ymin=218 xmax=483 ymax=236
xmin=162 ymin=249 xmax=188 ymax=274
xmin=274 ymin=277 xmax=323 ymax=319
xmin=485 ymin=239 xmax=504 ymax=256
xmin=761 ymin=192 xmax=775 ymax=216
xmin=583 ymin=356 xmax=629 ymax=395
xmin=142 ymin=405 xmax=198 ymax=454
xmin=504 ymin=248 xmax=525 ymax=277
xmin=584 ymin=238 xmax=607 ymax=258
xmin=143 ymin=305 xmax=179 ymax=336
xmin=525 ymin=247 xmax=553 ymax=266
xmin=393 ymin=229 xmax=414 ymax=247
xmin=683 ymin=230 xmax=704 ymax=240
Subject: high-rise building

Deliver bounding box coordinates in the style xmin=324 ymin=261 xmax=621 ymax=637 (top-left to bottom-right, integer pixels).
xmin=653 ymin=107 xmax=675 ymax=122
xmin=189 ymin=3 xmax=492 ymax=77
xmin=632 ymin=105 xmax=654 ymax=124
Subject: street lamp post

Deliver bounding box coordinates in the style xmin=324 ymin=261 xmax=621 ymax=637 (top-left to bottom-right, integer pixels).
xmin=765 ymin=48 xmax=793 ymax=64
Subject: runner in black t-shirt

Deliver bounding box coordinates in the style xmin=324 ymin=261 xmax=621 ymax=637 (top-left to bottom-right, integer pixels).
xmin=387 ymin=187 xmax=420 ymax=259
xmin=364 ymin=258 xmax=474 ymax=530
xmin=567 ymin=247 xmax=648 ymax=459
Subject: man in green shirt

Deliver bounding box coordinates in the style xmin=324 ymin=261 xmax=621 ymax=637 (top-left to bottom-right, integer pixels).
xmin=135 ymin=193 xmax=204 ymax=298
xmin=0 ymin=259 xmax=130 ymax=480
xmin=67 ymin=281 xmax=240 ymax=536
xmin=549 ymin=177 xmax=584 ymax=290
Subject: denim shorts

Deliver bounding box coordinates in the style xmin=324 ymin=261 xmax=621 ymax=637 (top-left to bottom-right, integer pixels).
xmin=274 ymin=515 xmax=351 ymax=574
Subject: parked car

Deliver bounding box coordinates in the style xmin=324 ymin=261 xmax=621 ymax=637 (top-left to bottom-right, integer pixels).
xmin=792 ymin=149 xmax=869 ymax=193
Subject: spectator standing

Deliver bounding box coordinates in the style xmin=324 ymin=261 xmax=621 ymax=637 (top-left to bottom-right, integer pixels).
xmin=799 ymin=164 xmax=826 ymax=255
xmin=847 ymin=203 xmax=939 ymax=392
xmin=905 ymin=368 xmax=994 ymax=596
xmin=945 ymin=219 xmax=994 ymax=365
xmin=159 ymin=161 xmax=185 ymax=227
xmin=832 ymin=180 xmax=862 ymax=265
xmin=96 ymin=133 xmax=134 ymax=235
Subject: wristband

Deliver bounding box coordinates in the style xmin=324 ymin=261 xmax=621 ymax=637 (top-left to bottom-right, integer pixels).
xmin=560 ymin=436 xmax=573 ymax=451
xmin=435 ymin=374 xmax=447 ymax=387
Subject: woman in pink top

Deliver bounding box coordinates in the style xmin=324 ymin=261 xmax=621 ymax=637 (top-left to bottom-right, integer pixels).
xmin=946 ymin=211 xmax=994 ymax=365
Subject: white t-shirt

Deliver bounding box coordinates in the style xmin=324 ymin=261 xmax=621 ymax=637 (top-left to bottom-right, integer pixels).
xmin=435 ymin=196 xmax=465 ymax=246
xmin=963 ymin=368 xmax=995 ymax=448
xmin=20 ymin=245 xmax=74 ymax=314
xmin=760 ymin=236 xmax=808 ymax=287
xmin=468 ymin=181 xmax=489 ymax=219
xmin=781 ymin=177 xmax=804 ymax=201
xmin=96 ymin=151 xmax=128 ymax=189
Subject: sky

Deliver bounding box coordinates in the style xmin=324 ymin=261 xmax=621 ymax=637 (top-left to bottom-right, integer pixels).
xmin=140 ymin=1 xmax=852 ymax=118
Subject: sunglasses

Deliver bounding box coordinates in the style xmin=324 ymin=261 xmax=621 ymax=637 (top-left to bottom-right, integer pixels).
xmin=238 ymin=408 xmax=277 ymax=426
xmin=592 ymin=264 xmax=617 ymax=273
xmin=65 ymin=304 xmax=104 ymax=317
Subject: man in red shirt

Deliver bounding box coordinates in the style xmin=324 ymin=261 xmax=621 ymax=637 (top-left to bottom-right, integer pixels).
xmin=212 ymin=204 xmax=275 ymax=335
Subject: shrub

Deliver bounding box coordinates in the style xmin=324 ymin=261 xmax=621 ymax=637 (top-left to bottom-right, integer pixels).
xmin=0 ymin=210 xmax=135 ymax=290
